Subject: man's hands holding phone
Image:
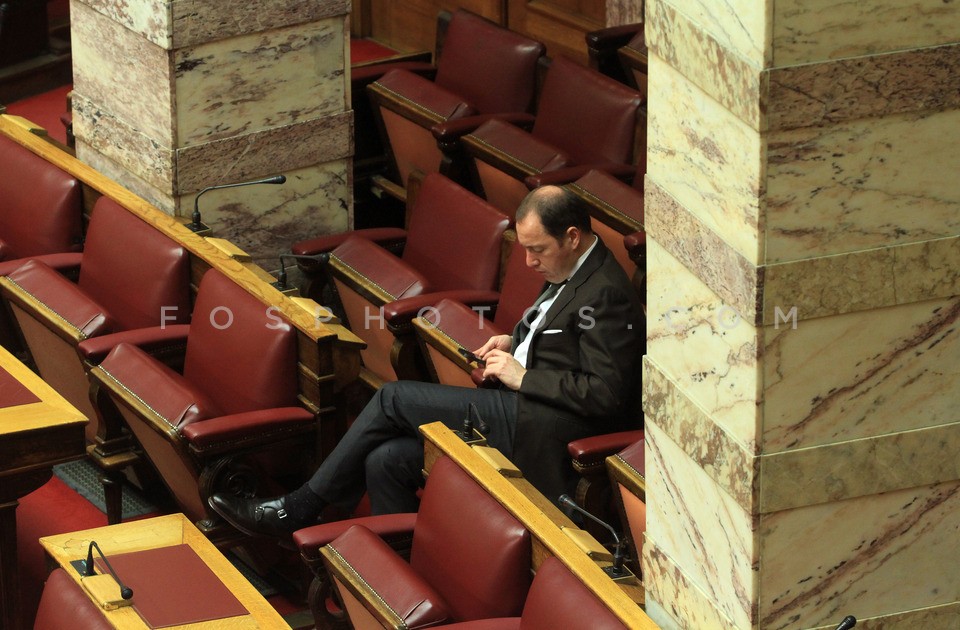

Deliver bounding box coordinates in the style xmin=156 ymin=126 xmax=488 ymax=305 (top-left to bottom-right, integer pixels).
xmin=472 ymin=334 xmax=526 ymax=390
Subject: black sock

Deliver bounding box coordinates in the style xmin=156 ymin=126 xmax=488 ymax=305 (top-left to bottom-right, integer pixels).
xmin=284 ymin=485 xmax=326 ymax=522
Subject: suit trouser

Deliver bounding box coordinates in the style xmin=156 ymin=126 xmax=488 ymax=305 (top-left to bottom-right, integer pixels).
xmin=307 ymin=381 xmax=519 ymax=514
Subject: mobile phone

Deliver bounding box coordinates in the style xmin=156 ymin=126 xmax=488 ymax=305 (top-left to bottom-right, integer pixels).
xmin=457 ymin=347 xmax=485 ymax=366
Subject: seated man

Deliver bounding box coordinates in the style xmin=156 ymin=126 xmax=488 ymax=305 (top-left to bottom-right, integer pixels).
xmin=208 ymin=185 xmax=644 ymax=537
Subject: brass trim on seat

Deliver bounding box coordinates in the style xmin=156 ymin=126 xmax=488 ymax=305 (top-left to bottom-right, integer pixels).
xmin=320 ymin=544 xmax=408 ymax=630
xmin=0 ymin=276 xmax=87 ymax=345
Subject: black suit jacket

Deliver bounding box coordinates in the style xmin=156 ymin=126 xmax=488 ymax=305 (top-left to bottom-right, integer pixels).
xmin=509 ymin=237 xmax=644 ymax=501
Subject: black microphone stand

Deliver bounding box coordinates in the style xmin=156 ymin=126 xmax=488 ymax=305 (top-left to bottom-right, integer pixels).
xmin=558 ymin=494 xmax=630 ymax=579
xmin=271 ymin=253 xmax=327 ymax=292
xmin=188 ymin=174 xmax=287 ymax=233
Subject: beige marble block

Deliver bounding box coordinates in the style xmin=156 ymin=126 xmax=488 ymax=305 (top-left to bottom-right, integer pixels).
xmin=766 ymin=108 xmax=960 ymax=264
xmin=605 ymin=0 xmax=643 ymax=26
xmin=655 ymin=0 xmax=767 ymax=67
xmin=644 ymin=542 xmax=740 ymax=630
xmin=644 ymin=421 xmax=758 ymax=628
xmin=762 ymin=296 xmax=960 ymax=453
xmin=174 ymin=17 xmax=346 ymax=146
xmin=76 ymin=139 xmax=178 ymax=214
xmin=757 ymin=480 xmax=960 ymax=629
xmin=772 ymin=0 xmax=960 ymax=66
xmin=648 ymin=54 xmax=764 ymax=265
xmin=647 ymin=239 xmax=761 ymax=450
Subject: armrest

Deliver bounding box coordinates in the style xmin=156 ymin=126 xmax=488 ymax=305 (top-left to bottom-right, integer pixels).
xmin=525 ymin=163 xmax=636 ymax=189
xmin=0 ymin=252 xmax=84 ymax=278
xmin=351 ymin=60 xmax=436 ymax=84
xmin=182 ymin=407 xmax=316 ymax=456
xmin=384 ymin=290 xmax=501 ymax=331
xmin=568 ymin=429 xmax=645 ymax=470
xmin=432 ymin=112 xmax=536 ymax=143
xmin=585 ymin=23 xmax=643 ymax=51
xmin=295 ymin=513 xmax=418 ymax=567
xmin=472 ymin=366 xmax=500 ymax=389
xmin=623 ymin=230 xmax=646 ymax=264
xmin=292 ymin=228 xmax=408 ymax=257
xmin=77 ymin=325 xmax=191 ymax=364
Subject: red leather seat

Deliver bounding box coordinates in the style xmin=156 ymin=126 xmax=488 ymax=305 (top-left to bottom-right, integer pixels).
xmin=306 ymin=456 xmax=532 ymax=629
xmin=367 ymin=9 xmax=545 ymax=193
xmin=33 ymin=568 xmax=112 ymax=630
xmin=462 ymin=56 xmax=642 ymax=217
xmin=606 ymin=436 xmax=646 ymax=576
xmin=0 ymin=133 xmax=82 ymax=267
xmin=293 ymin=173 xmax=510 ymax=385
xmin=87 ymin=269 xmax=315 ymax=536
xmin=0 ymin=196 xmax=191 ymax=443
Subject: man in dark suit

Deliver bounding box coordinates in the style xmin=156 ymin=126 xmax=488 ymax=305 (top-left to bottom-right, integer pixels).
xmin=209 ymin=184 xmax=644 ymax=538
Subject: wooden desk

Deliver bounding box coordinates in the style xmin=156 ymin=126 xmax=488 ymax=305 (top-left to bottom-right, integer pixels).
xmin=39 ymin=513 xmax=289 ymax=629
xmin=0 ymin=344 xmax=88 ymax=630
xmin=420 ymin=422 xmax=656 ymax=629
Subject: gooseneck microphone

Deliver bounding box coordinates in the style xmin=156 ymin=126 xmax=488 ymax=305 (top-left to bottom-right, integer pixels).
xmin=271 ymin=253 xmax=327 ymax=291
xmin=83 ymin=540 xmax=134 ymax=600
xmin=834 ymin=615 xmax=857 ymax=630
xmin=558 ymin=494 xmax=629 ymax=579
xmin=188 ymin=174 xmax=287 ymax=232
xmin=457 ymin=402 xmax=490 ymax=441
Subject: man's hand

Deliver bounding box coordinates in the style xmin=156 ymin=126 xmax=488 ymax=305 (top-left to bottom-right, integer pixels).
xmin=475 ymin=334 xmax=511 ymax=359
xmin=481 ymin=349 xmax=526 ymax=390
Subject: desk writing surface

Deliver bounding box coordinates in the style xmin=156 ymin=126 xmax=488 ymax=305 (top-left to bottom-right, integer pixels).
xmin=0 ymin=344 xmax=87 ymax=438
xmin=40 ymin=514 xmax=289 ymax=629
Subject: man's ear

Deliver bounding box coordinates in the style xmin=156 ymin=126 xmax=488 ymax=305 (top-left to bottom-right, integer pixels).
xmin=566 ymin=226 xmax=582 ymax=249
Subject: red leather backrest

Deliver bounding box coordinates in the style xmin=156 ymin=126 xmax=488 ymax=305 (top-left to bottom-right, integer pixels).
xmin=403 ymin=174 xmax=509 ymax=292
xmin=79 ymin=197 xmax=191 ymax=330
xmin=411 ymin=456 xmax=531 ymax=621
xmin=533 ymin=56 xmax=642 ymax=165
xmin=435 ymin=10 xmax=544 ymax=115
xmin=34 ymin=568 xmax=113 ymax=630
xmin=519 ymin=557 xmax=625 ymax=629
xmin=0 ymin=134 xmax=82 ymax=259
xmin=494 ymin=240 xmax=543 ymax=330
xmin=183 ymin=269 xmax=298 ymax=415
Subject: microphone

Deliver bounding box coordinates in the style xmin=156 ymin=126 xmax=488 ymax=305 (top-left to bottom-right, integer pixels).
xmin=834 ymin=616 xmax=857 ymax=630
xmin=188 ymin=174 xmax=287 ymax=233
xmin=81 ymin=540 xmax=134 ymax=600
xmin=457 ymin=402 xmax=490 ymax=442
xmin=271 ymin=252 xmax=327 ymax=291
xmin=558 ymin=494 xmax=629 ymax=579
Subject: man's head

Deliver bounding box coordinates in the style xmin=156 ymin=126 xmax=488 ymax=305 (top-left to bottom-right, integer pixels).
xmin=515 ymin=186 xmax=595 ymax=283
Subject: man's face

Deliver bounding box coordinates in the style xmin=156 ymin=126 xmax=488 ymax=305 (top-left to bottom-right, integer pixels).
xmin=516 ymin=213 xmax=580 ymax=283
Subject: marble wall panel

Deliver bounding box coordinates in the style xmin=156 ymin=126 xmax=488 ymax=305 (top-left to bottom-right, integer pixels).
xmin=175 ymin=111 xmax=352 ymax=193
xmin=73 ymin=0 xmax=169 ymax=48
xmin=766 ymin=108 xmax=960 ymax=264
xmin=76 ymin=140 xmax=177 ymax=213
xmin=177 ymin=160 xmax=350 ymax=265
xmin=647 ymin=1 xmax=764 ymax=129
xmin=648 ymin=55 xmax=764 ymax=265
xmin=757 ymin=480 xmax=960 ymax=629
xmin=647 ymin=239 xmax=761 ymax=450
xmin=762 ymin=296 xmax=960 ymax=453
xmin=605 ymin=0 xmax=643 ymax=27
xmin=657 ymin=0 xmax=767 ymax=67
xmin=644 ymin=421 xmax=758 ymax=628
xmin=71 ymin=1 xmax=175 ymax=145
xmin=174 ymin=17 xmax=346 ymax=147
xmin=772 ymin=0 xmax=960 ymax=66
xmin=644 ymin=544 xmax=740 ymax=630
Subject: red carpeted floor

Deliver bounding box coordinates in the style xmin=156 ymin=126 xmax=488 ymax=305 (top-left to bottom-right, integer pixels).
xmin=4 ymin=84 xmax=72 ymax=145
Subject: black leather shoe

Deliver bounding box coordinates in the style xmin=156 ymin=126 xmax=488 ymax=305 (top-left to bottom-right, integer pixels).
xmin=208 ymin=493 xmax=312 ymax=539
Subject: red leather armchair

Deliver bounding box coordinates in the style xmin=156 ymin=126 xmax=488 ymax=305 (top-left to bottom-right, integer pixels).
xmin=0 ymin=196 xmax=191 ymax=444
xmin=292 ymin=173 xmax=510 ymax=386
xmin=86 ymin=269 xmax=315 ymax=537
xmin=33 ymin=568 xmax=112 ymax=630
xmin=366 ymin=9 xmax=545 ymax=196
xmin=300 ymin=456 xmax=532 ymax=629
xmin=462 ymin=56 xmax=643 ymax=218
xmin=605 ymin=436 xmax=646 ymax=576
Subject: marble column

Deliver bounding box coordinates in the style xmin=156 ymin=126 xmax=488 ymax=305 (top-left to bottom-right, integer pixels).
xmin=69 ymin=0 xmax=352 ymax=265
xmin=641 ymin=1 xmax=960 ymax=628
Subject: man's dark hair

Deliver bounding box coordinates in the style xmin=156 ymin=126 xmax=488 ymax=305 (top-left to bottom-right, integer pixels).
xmin=516 ymin=186 xmax=593 ymax=241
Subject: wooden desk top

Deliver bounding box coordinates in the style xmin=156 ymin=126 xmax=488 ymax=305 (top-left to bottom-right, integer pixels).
xmin=39 ymin=513 xmax=289 ymax=629
xmin=0 ymin=344 xmax=87 ymax=477
xmin=420 ymin=422 xmax=657 ymax=630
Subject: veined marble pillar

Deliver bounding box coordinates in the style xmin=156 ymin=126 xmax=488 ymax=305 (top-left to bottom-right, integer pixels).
xmin=642 ymin=1 xmax=960 ymax=628
xmin=69 ymin=0 xmax=352 ymax=265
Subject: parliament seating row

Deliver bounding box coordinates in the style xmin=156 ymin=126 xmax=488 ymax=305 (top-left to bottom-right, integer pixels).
xmin=0 ymin=115 xmax=364 ymax=541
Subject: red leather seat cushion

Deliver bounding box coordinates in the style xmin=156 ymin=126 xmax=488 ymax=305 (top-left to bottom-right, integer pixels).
xmin=34 ymin=568 xmax=112 ymax=630
xmin=376 ymin=68 xmax=477 ymax=121
xmin=332 ymin=235 xmax=432 ymax=299
xmin=411 ymin=457 xmax=531 ymax=620
xmin=329 ymin=524 xmax=453 ymax=628
xmin=5 ymin=259 xmax=119 ymax=338
xmin=98 ymin=342 xmax=220 ymax=428
xmin=519 ymin=557 xmax=625 ymax=629
xmin=0 ymin=134 xmax=82 ymax=260
xmin=295 ymin=512 xmax=417 ymax=563
xmin=617 ymin=436 xmax=645 ymax=474
xmin=568 ymin=430 xmax=645 ymax=468
xmin=469 ymin=118 xmax=570 ymax=173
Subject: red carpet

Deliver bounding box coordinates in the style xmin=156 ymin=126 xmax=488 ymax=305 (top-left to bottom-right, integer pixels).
xmin=351 ymin=38 xmax=398 ymax=64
